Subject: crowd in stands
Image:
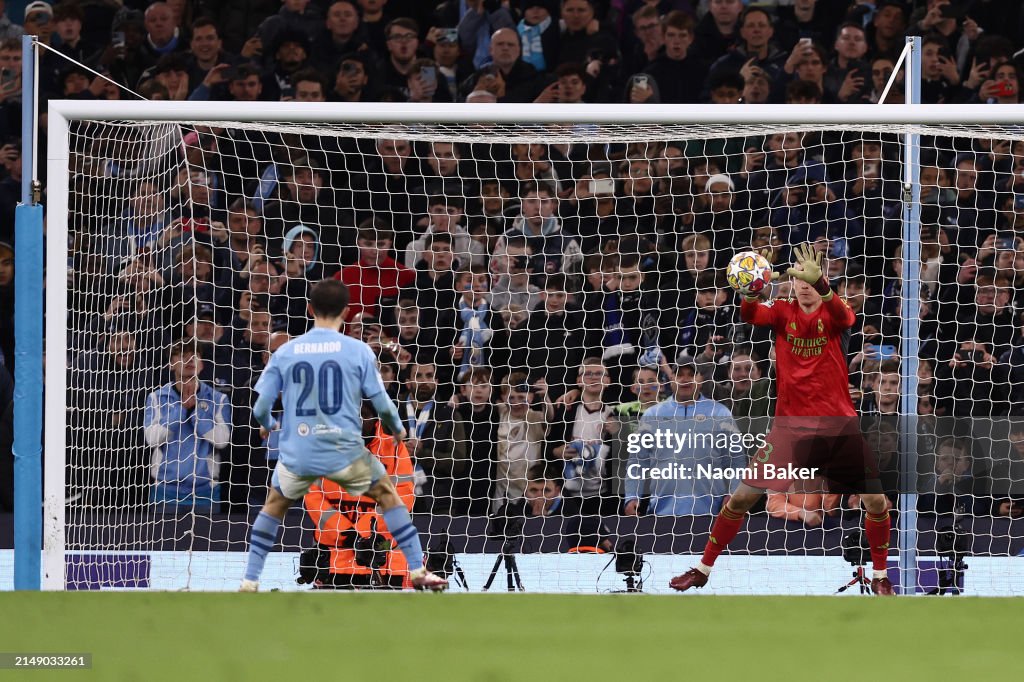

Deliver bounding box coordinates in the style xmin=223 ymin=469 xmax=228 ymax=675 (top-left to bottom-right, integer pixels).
xmin=2 ymin=0 xmax=1024 ymax=526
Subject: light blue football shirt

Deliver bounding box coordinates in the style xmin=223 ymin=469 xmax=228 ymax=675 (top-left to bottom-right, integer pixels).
xmin=253 ymin=328 xmax=388 ymax=476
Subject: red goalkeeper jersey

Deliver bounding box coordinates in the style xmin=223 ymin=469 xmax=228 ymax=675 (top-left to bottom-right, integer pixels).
xmin=740 ymin=295 xmax=857 ymax=417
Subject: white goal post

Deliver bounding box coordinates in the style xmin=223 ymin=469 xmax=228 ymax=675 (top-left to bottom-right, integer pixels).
xmin=42 ymin=101 xmax=1024 ymax=592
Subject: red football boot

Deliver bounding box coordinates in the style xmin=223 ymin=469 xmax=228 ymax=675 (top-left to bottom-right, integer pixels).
xmin=871 ymin=577 xmax=895 ymax=595
xmin=669 ymin=568 xmax=709 ymax=592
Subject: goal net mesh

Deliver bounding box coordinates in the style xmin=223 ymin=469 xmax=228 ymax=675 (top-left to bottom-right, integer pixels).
xmin=59 ymin=117 xmax=1024 ymax=593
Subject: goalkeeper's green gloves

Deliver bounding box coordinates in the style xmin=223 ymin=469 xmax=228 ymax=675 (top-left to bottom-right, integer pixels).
xmin=785 ymin=243 xmax=832 ymax=298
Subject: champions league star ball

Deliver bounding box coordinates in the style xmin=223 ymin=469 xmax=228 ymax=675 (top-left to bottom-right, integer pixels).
xmin=726 ymin=250 xmax=774 ymax=296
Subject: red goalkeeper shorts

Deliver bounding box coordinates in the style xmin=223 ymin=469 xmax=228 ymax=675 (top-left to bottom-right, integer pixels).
xmin=744 ymin=417 xmax=881 ymax=494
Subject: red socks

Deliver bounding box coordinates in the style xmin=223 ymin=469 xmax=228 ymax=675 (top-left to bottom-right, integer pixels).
xmin=701 ymin=507 xmax=746 ymax=567
xmin=864 ymin=511 xmax=892 ymax=573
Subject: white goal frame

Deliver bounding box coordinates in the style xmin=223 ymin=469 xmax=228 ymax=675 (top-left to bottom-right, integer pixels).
xmin=43 ymin=100 xmax=1024 ymax=590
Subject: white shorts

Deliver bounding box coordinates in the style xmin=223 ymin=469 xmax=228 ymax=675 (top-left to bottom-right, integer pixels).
xmin=272 ymin=451 xmax=387 ymax=501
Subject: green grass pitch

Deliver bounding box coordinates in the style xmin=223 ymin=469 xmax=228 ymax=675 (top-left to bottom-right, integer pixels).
xmin=0 ymin=593 xmax=1018 ymax=681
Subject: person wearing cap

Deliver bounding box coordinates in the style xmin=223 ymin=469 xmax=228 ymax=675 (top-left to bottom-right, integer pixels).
xmin=430 ymin=25 xmax=472 ymax=101
xmin=624 ymin=360 xmax=742 ymax=517
xmin=692 ymin=172 xmax=754 ymax=266
xmin=256 ymin=0 xmax=323 ymax=61
xmin=23 ymin=1 xmax=54 ymax=46
xmin=90 ymin=7 xmax=147 ymax=90
xmin=869 ymin=0 xmax=909 ymax=58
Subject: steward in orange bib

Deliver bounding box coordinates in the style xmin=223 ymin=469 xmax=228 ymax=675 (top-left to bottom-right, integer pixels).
xmin=299 ymin=411 xmax=417 ymax=589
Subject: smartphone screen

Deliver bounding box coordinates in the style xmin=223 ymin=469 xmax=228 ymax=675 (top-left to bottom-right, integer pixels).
xmin=420 ymin=66 xmax=437 ymax=88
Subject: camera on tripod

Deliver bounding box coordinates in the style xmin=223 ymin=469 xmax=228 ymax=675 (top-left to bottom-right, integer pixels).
xmin=836 ymin=529 xmax=872 ymax=594
xmin=483 ymin=498 xmax=529 ymax=592
xmin=613 ymin=537 xmax=645 ymax=592
xmin=929 ymin=522 xmax=969 ymax=596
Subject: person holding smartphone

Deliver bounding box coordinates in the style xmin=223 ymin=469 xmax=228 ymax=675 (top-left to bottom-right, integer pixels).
xmin=824 ymin=22 xmax=871 ymax=103
xmin=406 ymin=58 xmax=452 ymax=102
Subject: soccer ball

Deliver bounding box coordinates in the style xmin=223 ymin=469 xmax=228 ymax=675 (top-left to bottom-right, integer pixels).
xmin=726 ymin=250 xmax=773 ymax=296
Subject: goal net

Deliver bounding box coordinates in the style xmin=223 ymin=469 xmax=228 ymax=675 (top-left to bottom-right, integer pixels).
xmin=50 ymin=105 xmax=1024 ymax=594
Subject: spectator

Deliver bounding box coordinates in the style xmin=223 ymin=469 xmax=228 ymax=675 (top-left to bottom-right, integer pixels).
xmin=402 ymin=232 xmax=460 ymax=353
xmin=640 ymin=11 xmax=705 ymax=104
xmin=140 ymin=2 xmax=183 ymax=69
xmin=524 ymin=462 xmax=563 ymax=517
xmin=694 ymin=0 xmax=742 ymax=63
xmin=871 ymin=0 xmax=909 ymax=59
xmin=490 ymin=235 xmax=541 ymax=313
xmin=256 ymin=0 xmax=322 ymax=56
xmin=624 ymin=360 xmax=741 ymax=516
xmin=707 ymin=7 xmax=787 ymax=88
xmin=987 ymin=423 xmax=1024 ymax=517
xmin=290 ymin=67 xmax=327 ymax=101
xmin=450 ymin=367 xmax=498 ymax=514
xmin=675 ymin=270 xmax=740 ymax=362
xmin=766 ymin=477 xmax=842 ymax=528
xmin=500 ymin=181 xmax=582 ymax=278
xmin=330 ymin=53 xmax=372 ymax=101
xmin=430 ymin=25 xmax=472 ymax=101
xmin=311 ymin=0 xmax=369 ymax=73
xmin=526 ymin=273 xmax=585 ymax=395
xmin=471 ymin=26 xmax=539 ymax=102
xmin=824 ymin=22 xmax=871 ymax=103
xmin=356 ymin=0 xmax=391 ymax=54
xmin=0 ymin=1 xmax=21 ymax=43
xmin=711 ymin=346 xmax=772 ymax=431
xmin=438 ymin=0 xmax=515 ymax=70
xmin=547 ymin=358 xmax=613 ymax=515
xmin=516 ymin=1 xmax=559 ymax=73
xmin=144 ymin=340 xmax=230 ymax=509
xmin=934 ymin=337 xmax=1010 ymax=416
xmin=183 ymin=18 xmax=237 ymax=93
xmin=453 ymin=266 xmax=492 ymax=381
xmin=921 ymin=33 xmax=968 ymax=104
xmin=261 ymin=163 xmax=349 ymax=267
xmin=918 ymin=436 xmax=982 ymax=517
xmin=494 ymin=371 xmax=547 ymax=511
xmin=380 ymin=17 xmax=421 ymax=94
xmin=336 ymin=221 xmax=414 ymax=321
xmin=940 ymin=155 xmax=995 ymax=253
xmin=606 ymin=364 xmax=663 ymax=505
xmin=623 ymin=4 xmax=663 ymax=76
xmin=557 ymin=0 xmax=618 ymax=67
xmin=402 ymin=359 xmax=468 ymax=514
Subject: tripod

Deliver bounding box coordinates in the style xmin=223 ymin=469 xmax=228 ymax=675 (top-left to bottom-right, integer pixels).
xmin=927 ymin=557 xmax=967 ymax=595
xmin=483 ymin=536 xmax=525 ymax=592
xmin=836 ymin=565 xmax=871 ymax=594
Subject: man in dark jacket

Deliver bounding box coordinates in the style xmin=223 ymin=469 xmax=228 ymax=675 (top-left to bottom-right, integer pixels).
xmin=641 ymin=11 xmax=706 ymax=104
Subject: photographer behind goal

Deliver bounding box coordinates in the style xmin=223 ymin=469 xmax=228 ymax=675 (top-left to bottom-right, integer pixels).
xmin=298 ymin=402 xmax=417 ymax=589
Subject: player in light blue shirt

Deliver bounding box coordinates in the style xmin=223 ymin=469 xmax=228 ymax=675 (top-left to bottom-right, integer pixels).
xmin=241 ymin=279 xmax=447 ymax=592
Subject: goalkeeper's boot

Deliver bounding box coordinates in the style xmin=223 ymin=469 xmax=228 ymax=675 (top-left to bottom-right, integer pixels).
xmin=871 ymin=577 xmax=895 ymax=596
xmin=669 ymin=568 xmax=709 ymax=592
xmin=409 ymin=567 xmax=448 ymax=592
xmin=239 ymin=579 xmax=259 ymax=593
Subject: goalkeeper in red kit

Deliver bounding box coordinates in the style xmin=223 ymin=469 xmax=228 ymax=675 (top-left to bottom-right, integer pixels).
xmin=669 ymin=244 xmax=895 ymax=596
